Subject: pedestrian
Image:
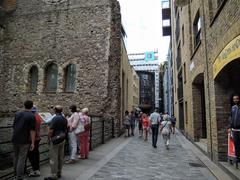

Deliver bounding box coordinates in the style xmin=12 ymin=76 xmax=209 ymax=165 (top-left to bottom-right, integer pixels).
xmin=142 ymin=113 xmax=150 ymax=141
xmin=65 ymin=105 xmax=79 ymax=164
xmin=228 ymin=94 xmax=240 ymax=168
xmin=149 ymin=109 xmax=161 ymax=148
xmin=27 ymin=106 xmax=42 ymax=177
xmin=78 ymin=108 xmax=91 ymax=159
xmin=130 ymin=111 xmax=136 ymax=136
xmin=12 ymin=100 xmax=36 ymax=180
xmin=160 ymin=114 xmax=172 ymax=150
xmin=123 ymin=111 xmax=131 ymax=137
xmin=44 ymin=105 xmax=68 ymax=180
xmin=170 ymin=115 xmax=176 ymax=134
xmin=138 ymin=112 xmax=143 ymax=137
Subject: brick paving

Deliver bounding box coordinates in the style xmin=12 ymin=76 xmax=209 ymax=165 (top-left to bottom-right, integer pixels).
xmin=89 ymin=133 xmax=217 ymax=180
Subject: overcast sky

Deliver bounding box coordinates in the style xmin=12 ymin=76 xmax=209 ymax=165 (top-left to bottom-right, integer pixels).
xmin=117 ymin=0 xmax=170 ymax=62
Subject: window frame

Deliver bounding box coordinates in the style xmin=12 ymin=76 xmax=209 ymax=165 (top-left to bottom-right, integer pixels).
xmin=28 ymin=65 xmax=38 ymax=93
xmin=45 ymin=63 xmax=58 ymax=92
xmin=64 ymin=64 xmax=76 ymax=92
xmin=193 ymin=11 xmax=201 ymax=49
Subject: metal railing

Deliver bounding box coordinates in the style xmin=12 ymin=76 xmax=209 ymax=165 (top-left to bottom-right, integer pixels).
xmin=0 ymin=114 xmax=116 ymax=179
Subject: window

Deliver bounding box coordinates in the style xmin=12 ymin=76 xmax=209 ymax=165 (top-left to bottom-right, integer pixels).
xmin=193 ymin=11 xmax=201 ymax=47
xmin=29 ymin=66 xmax=38 ymax=92
xmin=45 ymin=63 xmax=58 ymax=92
xmin=64 ymin=64 xmax=76 ymax=92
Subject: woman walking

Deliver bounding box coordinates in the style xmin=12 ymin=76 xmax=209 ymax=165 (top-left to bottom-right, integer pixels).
xmin=78 ymin=108 xmax=91 ymax=159
xmin=138 ymin=112 xmax=143 ymax=137
xmin=160 ymin=114 xmax=172 ymax=150
xmin=123 ymin=111 xmax=131 ymax=137
xmin=142 ymin=113 xmax=150 ymax=141
xmin=65 ymin=105 xmax=79 ymax=164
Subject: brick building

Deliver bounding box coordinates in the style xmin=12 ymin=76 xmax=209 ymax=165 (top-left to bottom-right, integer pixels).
xmin=166 ymin=0 xmax=240 ymax=162
xmin=0 ymin=0 xmax=121 ymax=131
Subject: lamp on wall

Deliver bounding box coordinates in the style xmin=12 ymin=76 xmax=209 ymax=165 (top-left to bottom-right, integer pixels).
xmin=174 ymin=0 xmax=190 ymax=7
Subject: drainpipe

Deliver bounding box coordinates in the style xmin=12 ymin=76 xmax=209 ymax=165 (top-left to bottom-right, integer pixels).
xmin=201 ymin=0 xmax=213 ymax=160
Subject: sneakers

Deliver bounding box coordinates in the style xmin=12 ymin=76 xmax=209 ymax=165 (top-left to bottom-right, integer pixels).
xmin=64 ymin=159 xmax=76 ymax=164
xmin=28 ymin=170 xmax=40 ymax=177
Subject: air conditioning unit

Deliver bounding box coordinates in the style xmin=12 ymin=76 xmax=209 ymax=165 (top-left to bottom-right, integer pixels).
xmin=174 ymin=0 xmax=190 ymax=7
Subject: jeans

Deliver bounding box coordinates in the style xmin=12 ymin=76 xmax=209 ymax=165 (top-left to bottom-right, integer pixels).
xmin=28 ymin=139 xmax=40 ymax=171
xmin=151 ymin=124 xmax=159 ymax=146
xmin=13 ymin=143 xmax=29 ymax=179
xmin=68 ymin=132 xmax=77 ymax=160
xmin=233 ymin=131 xmax=240 ymax=162
xmin=130 ymin=124 xmax=135 ymax=135
xmin=49 ymin=141 xmax=65 ymax=178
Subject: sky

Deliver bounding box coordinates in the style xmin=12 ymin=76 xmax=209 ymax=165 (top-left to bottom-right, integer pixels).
xmin=117 ymin=0 xmax=170 ymax=62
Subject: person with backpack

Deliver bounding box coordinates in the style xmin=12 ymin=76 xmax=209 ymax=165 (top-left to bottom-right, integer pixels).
xmin=160 ymin=113 xmax=172 ymax=150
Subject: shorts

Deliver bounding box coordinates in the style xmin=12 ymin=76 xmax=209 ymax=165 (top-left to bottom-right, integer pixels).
xmin=172 ymin=122 xmax=176 ymax=127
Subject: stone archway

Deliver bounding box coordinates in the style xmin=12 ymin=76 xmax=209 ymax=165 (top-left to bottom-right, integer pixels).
xmin=214 ymin=58 xmax=240 ymax=160
xmin=192 ymin=73 xmax=207 ymax=141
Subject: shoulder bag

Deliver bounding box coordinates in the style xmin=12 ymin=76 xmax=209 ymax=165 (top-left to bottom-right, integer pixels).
xmin=74 ymin=113 xmax=85 ymax=135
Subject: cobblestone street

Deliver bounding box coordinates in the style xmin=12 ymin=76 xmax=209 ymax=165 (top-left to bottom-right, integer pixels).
xmin=89 ymin=132 xmax=217 ymax=180
xmin=30 ymin=130 xmax=232 ymax=180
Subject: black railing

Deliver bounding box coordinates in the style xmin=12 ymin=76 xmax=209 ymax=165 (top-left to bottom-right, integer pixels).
xmin=0 ymin=114 xmax=116 ymax=180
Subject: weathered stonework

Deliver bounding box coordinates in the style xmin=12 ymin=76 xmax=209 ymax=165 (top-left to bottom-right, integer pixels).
xmin=0 ymin=0 xmax=121 ymax=127
xmin=0 ymin=0 xmax=121 ymax=177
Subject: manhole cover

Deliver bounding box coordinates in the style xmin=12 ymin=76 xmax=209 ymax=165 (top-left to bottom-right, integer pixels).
xmin=189 ymin=162 xmax=206 ymax=168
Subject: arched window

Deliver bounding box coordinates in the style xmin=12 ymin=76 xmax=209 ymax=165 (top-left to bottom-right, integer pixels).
xmin=45 ymin=63 xmax=58 ymax=92
xmin=29 ymin=66 xmax=38 ymax=92
xmin=65 ymin=64 xmax=76 ymax=92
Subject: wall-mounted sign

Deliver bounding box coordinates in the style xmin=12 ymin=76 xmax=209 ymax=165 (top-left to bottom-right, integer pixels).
xmin=38 ymin=112 xmax=53 ymax=123
xmin=213 ymin=35 xmax=240 ymax=79
xmin=145 ymin=52 xmax=155 ymax=61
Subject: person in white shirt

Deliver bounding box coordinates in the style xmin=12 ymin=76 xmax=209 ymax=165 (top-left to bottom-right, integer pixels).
xmin=160 ymin=113 xmax=173 ymax=150
xmin=149 ymin=109 xmax=161 ymax=148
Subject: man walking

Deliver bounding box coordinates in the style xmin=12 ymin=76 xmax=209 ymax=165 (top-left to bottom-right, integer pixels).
xmin=45 ymin=105 xmax=68 ymax=180
xmin=12 ymin=100 xmax=36 ymax=180
xmin=149 ymin=109 xmax=161 ymax=148
xmin=229 ymin=94 xmax=240 ymax=168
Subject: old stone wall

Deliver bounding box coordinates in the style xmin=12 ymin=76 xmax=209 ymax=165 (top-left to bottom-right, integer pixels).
xmin=0 ymin=0 xmax=121 ymax=129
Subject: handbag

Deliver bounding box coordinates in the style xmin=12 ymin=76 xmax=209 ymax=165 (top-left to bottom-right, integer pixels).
xmin=51 ymin=132 xmax=66 ymax=145
xmin=84 ymin=123 xmax=91 ymax=131
xmin=74 ymin=114 xmax=84 ymax=134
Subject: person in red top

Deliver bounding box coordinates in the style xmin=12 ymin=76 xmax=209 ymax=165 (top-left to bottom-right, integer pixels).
xmin=142 ymin=113 xmax=150 ymax=141
xmin=27 ymin=106 xmax=43 ymax=177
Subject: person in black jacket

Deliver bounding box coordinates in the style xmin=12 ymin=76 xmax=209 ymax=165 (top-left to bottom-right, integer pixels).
xmin=228 ymin=94 xmax=240 ymax=168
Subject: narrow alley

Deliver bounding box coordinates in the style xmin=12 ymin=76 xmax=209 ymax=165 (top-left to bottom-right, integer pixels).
xmin=30 ymin=131 xmax=230 ymax=180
